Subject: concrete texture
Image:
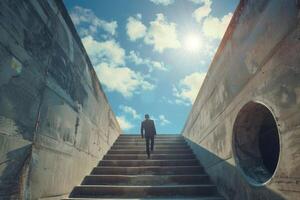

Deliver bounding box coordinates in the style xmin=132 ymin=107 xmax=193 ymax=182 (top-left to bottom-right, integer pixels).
xmin=182 ymin=0 xmax=300 ymax=199
xmin=0 ymin=0 xmax=121 ymax=199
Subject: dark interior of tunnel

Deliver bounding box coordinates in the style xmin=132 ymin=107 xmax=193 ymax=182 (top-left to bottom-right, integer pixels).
xmin=258 ymin=110 xmax=280 ymax=175
xmin=233 ymin=102 xmax=280 ymax=185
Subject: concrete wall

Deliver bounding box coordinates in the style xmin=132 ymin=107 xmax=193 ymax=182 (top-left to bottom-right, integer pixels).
xmin=0 ymin=0 xmax=121 ymax=199
xmin=183 ymin=0 xmax=300 ymax=199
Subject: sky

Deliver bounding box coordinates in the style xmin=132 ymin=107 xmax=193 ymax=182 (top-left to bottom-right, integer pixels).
xmin=63 ymin=0 xmax=239 ymax=134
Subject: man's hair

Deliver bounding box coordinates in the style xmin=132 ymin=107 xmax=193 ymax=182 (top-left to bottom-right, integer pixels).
xmin=145 ymin=114 xmax=150 ymax=119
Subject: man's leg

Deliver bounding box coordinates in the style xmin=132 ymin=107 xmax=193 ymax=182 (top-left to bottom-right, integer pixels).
xmin=150 ymin=136 xmax=154 ymax=151
xmin=145 ymin=137 xmax=150 ymax=158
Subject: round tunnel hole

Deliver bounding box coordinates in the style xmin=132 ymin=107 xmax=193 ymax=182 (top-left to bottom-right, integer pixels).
xmin=232 ymin=102 xmax=280 ymax=185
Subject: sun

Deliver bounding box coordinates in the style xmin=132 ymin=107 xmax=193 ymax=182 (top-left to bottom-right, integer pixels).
xmin=183 ymin=33 xmax=202 ymax=53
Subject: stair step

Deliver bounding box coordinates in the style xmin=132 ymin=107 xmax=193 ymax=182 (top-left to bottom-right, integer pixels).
xmin=91 ymin=166 xmax=205 ymax=175
xmin=117 ymin=138 xmax=183 ymax=141
xmin=114 ymin=141 xmax=187 ymax=145
xmin=117 ymin=138 xmax=185 ymax=142
xmin=117 ymin=138 xmax=184 ymax=142
xmin=98 ymin=159 xmax=199 ymax=167
xmin=118 ymin=135 xmax=182 ymax=138
xmin=107 ymin=149 xmax=193 ymax=154
xmin=69 ymin=185 xmax=218 ymax=198
xmin=103 ymin=154 xmax=195 ymax=160
xmin=110 ymin=146 xmax=190 ymax=150
xmin=65 ymin=198 xmax=225 ymax=200
xmin=112 ymin=144 xmax=188 ymax=148
xmin=82 ymin=175 xmax=211 ymax=185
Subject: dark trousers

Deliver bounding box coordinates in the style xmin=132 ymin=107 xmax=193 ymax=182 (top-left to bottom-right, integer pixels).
xmin=145 ymin=136 xmax=154 ymax=157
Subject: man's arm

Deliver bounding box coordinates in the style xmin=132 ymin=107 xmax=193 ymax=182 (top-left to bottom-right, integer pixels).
xmin=152 ymin=120 xmax=156 ymax=135
xmin=140 ymin=122 xmax=144 ymax=138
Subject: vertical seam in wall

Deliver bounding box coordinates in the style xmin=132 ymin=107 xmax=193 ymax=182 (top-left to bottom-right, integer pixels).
xmin=18 ymin=145 xmax=32 ymax=199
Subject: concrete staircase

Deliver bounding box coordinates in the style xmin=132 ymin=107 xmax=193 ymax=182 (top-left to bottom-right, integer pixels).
xmin=66 ymin=135 xmax=224 ymax=199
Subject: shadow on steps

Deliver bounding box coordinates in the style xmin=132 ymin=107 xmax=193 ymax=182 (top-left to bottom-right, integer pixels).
xmin=185 ymin=138 xmax=285 ymax=200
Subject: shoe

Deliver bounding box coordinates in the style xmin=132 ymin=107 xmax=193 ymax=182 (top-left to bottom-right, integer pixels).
xmin=147 ymin=155 xmax=150 ymax=159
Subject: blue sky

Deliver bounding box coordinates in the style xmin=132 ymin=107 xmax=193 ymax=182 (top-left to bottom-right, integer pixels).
xmin=63 ymin=0 xmax=239 ymax=134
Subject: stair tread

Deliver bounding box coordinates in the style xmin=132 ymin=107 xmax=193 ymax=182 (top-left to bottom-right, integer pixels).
xmin=94 ymin=166 xmax=203 ymax=169
xmin=106 ymin=153 xmax=191 ymax=156
xmin=84 ymin=174 xmax=208 ymax=177
xmin=111 ymin=147 xmax=190 ymax=148
xmin=113 ymin=144 xmax=186 ymax=146
xmin=82 ymin=174 xmax=211 ymax=185
xmin=65 ymin=198 xmax=224 ymax=200
xmin=107 ymin=151 xmax=193 ymax=154
xmin=91 ymin=166 xmax=205 ymax=175
xmin=119 ymin=135 xmax=182 ymax=137
xmin=100 ymin=159 xmax=197 ymax=161
xmin=104 ymin=154 xmax=193 ymax=156
xmin=70 ymin=184 xmax=218 ymax=198
xmin=99 ymin=159 xmax=199 ymax=167
xmin=108 ymin=150 xmax=192 ymax=152
xmin=75 ymin=184 xmax=216 ymax=188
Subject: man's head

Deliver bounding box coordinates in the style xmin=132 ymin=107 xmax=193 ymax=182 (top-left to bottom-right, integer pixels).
xmin=145 ymin=114 xmax=150 ymax=119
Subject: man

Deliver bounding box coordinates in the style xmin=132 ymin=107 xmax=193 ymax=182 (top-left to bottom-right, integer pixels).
xmin=141 ymin=114 xmax=156 ymax=159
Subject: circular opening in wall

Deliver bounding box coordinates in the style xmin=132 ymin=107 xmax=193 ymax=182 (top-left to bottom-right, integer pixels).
xmin=232 ymin=102 xmax=280 ymax=186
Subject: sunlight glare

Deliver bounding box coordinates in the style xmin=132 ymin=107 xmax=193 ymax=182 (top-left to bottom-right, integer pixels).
xmin=184 ymin=33 xmax=202 ymax=53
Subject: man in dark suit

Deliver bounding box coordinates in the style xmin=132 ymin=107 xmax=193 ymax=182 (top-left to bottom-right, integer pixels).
xmin=141 ymin=114 xmax=156 ymax=159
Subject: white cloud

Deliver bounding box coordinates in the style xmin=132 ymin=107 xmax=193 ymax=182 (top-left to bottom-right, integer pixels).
xmin=150 ymin=0 xmax=174 ymax=6
xmin=173 ymin=72 xmax=207 ymax=105
xmin=192 ymin=0 xmax=233 ymax=40
xmin=159 ymin=115 xmax=170 ymax=126
xmin=81 ymin=36 xmax=125 ymax=66
xmin=144 ymin=13 xmax=181 ymax=53
xmin=128 ymin=51 xmax=167 ymax=71
xmin=151 ymin=61 xmax=167 ymax=71
xmin=70 ymin=6 xmax=117 ymax=36
xmin=202 ymin=12 xmax=233 ymax=39
xmin=95 ymin=63 xmax=154 ymax=97
xmin=192 ymin=0 xmax=212 ymax=23
xmin=189 ymin=0 xmax=203 ymax=4
xmin=81 ymin=35 xmax=156 ymax=98
xmin=119 ymin=105 xmax=141 ymax=119
xmin=126 ymin=15 xmax=147 ymax=41
xmin=128 ymin=50 xmax=144 ymax=65
xmin=126 ymin=14 xmax=180 ymax=53
xmin=116 ymin=116 xmax=134 ymax=130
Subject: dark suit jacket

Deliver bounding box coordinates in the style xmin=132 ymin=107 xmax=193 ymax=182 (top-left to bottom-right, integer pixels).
xmin=141 ymin=119 xmax=156 ymax=138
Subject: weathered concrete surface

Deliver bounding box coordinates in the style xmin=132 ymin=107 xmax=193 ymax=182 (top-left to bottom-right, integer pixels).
xmin=182 ymin=0 xmax=300 ymax=200
xmin=0 ymin=0 xmax=121 ymax=199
